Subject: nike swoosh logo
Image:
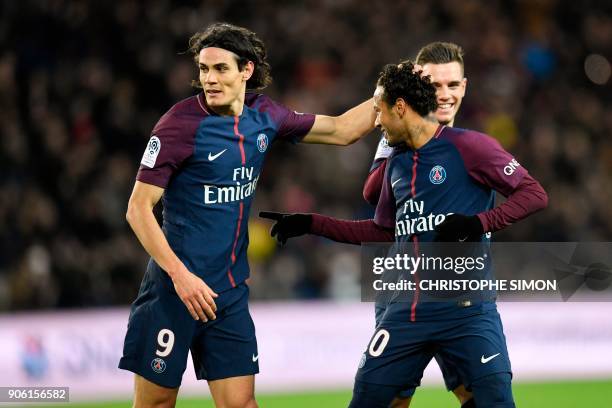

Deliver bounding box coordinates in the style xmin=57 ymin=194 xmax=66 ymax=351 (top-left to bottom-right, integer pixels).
xmin=481 ymin=353 xmax=500 ymax=363
xmin=252 ymin=354 xmax=259 ymax=362
xmin=391 ymin=178 xmax=402 ymax=188
xmin=208 ymin=149 xmax=227 ymax=161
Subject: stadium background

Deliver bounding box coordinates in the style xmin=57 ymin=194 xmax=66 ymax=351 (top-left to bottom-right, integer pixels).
xmin=1 ymin=0 xmax=611 ymax=407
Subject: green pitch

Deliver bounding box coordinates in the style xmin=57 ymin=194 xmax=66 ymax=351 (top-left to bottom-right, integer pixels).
xmin=28 ymin=379 xmax=612 ymax=407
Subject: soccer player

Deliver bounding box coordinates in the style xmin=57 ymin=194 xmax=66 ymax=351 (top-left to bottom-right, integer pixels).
xmin=261 ymin=62 xmax=547 ymax=407
xmin=364 ymin=42 xmax=467 ymax=206
xmin=265 ymin=42 xmax=474 ymax=407
xmin=367 ymin=42 xmax=472 ymax=408
xmin=118 ymin=23 xmax=375 ymax=408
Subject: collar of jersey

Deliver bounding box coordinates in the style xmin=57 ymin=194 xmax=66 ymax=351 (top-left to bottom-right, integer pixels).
xmin=198 ymin=92 xmax=253 ymax=119
xmin=397 ymin=124 xmax=447 ymax=152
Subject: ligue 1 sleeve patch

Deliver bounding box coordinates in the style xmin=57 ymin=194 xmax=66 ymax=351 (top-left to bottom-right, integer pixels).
xmin=141 ymin=136 xmax=161 ymax=168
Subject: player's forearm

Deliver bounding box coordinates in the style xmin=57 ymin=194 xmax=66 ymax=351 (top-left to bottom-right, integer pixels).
xmin=334 ymin=99 xmax=376 ymax=145
xmin=303 ymin=99 xmax=375 ymax=145
xmin=477 ymin=175 xmax=549 ymax=233
xmin=126 ymin=204 xmax=183 ymax=278
xmin=335 ymin=98 xmax=376 ymax=145
xmin=310 ymin=214 xmax=394 ymax=244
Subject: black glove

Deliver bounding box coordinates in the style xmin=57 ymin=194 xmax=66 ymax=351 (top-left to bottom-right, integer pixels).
xmin=434 ymin=214 xmax=484 ymax=242
xmin=259 ymin=211 xmax=312 ymax=245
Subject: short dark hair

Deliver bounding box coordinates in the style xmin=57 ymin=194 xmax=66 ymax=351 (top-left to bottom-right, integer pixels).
xmin=416 ymin=42 xmax=465 ymax=74
xmin=189 ymin=22 xmax=272 ymax=90
xmin=377 ymin=61 xmax=438 ymax=117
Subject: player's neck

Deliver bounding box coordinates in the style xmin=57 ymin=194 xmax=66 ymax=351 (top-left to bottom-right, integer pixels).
xmin=208 ymin=93 xmax=246 ymax=117
xmin=404 ymin=118 xmax=439 ymax=150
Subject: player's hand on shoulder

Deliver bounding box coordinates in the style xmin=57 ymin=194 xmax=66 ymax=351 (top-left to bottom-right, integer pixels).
xmin=171 ymin=264 xmax=218 ymax=321
xmin=434 ymin=214 xmax=484 ymax=242
xmin=259 ymin=211 xmax=312 ymax=245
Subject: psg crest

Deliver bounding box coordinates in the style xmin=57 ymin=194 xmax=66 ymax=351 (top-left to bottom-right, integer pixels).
xmin=151 ymin=358 xmax=166 ymax=373
xmin=257 ymin=133 xmax=268 ymax=153
xmin=429 ymin=165 xmax=447 ymax=184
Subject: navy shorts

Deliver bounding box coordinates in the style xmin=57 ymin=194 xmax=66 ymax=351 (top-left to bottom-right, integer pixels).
xmin=119 ymin=261 xmax=259 ymax=388
xmin=359 ymin=308 xmax=511 ymax=391
xmin=374 ymin=304 xmax=464 ymax=397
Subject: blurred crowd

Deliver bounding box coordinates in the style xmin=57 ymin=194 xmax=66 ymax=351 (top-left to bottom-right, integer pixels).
xmin=1 ymin=0 xmax=611 ymax=310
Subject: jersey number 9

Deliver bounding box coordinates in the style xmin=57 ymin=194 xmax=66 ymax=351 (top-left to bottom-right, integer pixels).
xmin=156 ymin=329 xmax=175 ymax=357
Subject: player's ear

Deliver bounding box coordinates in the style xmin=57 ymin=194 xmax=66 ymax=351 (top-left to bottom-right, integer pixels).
xmin=242 ymin=61 xmax=254 ymax=81
xmin=395 ymin=98 xmax=406 ymax=118
xmin=461 ymin=78 xmax=467 ymax=96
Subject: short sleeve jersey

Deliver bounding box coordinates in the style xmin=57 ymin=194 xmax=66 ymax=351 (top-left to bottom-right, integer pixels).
xmin=137 ymin=93 xmax=315 ymax=292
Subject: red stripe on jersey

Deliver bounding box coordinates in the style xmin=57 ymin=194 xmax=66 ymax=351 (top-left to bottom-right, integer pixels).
xmin=227 ymin=202 xmax=244 ymax=288
xmin=233 ymin=116 xmax=246 ymax=165
xmin=228 ymin=115 xmax=246 ymax=288
xmin=411 ymin=236 xmax=420 ymax=322
xmin=410 ymin=151 xmax=419 ymax=322
xmin=410 ymin=152 xmax=418 ymax=197
xmin=227 ymin=268 xmax=236 ymax=287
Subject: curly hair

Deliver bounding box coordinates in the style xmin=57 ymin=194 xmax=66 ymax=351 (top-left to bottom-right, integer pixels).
xmin=189 ymin=22 xmax=272 ymax=90
xmin=377 ymin=61 xmax=437 ymax=117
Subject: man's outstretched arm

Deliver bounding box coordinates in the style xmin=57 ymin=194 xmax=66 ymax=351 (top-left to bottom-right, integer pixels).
xmin=259 ymin=212 xmax=394 ymax=245
xmin=311 ymin=214 xmax=395 ymax=244
xmin=301 ymin=99 xmax=376 ymax=146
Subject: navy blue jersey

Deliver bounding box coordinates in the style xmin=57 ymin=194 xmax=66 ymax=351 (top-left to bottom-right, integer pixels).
xmin=137 ymin=92 xmax=315 ymax=292
xmin=374 ymin=125 xmax=528 ymax=321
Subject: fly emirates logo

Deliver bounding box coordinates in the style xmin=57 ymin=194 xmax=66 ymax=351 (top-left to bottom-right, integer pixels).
xmin=204 ymin=166 xmax=259 ymax=204
xmin=396 ymin=199 xmax=451 ymax=237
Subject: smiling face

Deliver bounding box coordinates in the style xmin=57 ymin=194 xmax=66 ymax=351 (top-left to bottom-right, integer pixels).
xmin=422 ymin=61 xmax=466 ymax=126
xmin=198 ymin=47 xmax=253 ymax=115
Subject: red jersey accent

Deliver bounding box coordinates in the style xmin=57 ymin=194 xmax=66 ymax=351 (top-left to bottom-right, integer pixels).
xmin=233 ymin=116 xmax=246 ymax=165
xmin=227 ymin=202 xmax=244 ymax=287
xmin=410 ymin=151 xmax=419 ymax=321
